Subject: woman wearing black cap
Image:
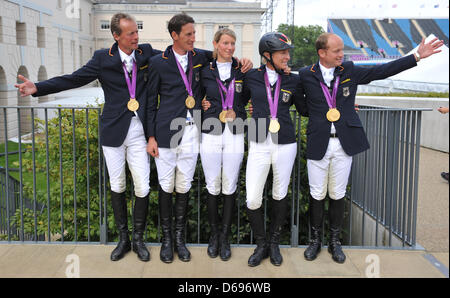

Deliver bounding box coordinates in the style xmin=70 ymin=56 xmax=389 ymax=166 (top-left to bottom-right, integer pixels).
xmin=242 ymin=32 xmax=307 ymax=267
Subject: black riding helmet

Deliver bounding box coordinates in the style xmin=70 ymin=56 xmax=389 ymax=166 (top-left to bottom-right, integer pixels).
xmin=259 ymin=32 xmax=294 ymax=74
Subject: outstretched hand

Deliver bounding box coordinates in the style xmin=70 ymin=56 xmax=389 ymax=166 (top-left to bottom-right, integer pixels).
xmin=417 ymin=37 xmax=444 ymax=59
xmin=14 ymin=75 xmax=37 ymax=97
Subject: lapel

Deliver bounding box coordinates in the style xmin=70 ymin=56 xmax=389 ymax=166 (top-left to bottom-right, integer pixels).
xmin=134 ymin=46 xmax=144 ymax=70
xmin=108 ymin=43 xmax=126 ymax=76
xmin=163 ymin=45 xmax=178 ymax=70
xmin=210 ymin=60 xmax=221 ymax=82
xmin=229 ymin=58 xmax=240 ymax=84
xmin=310 ymin=62 xmax=326 ymax=85
xmin=334 ymin=64 xmax=345 ymax=78
xmin=334 ymin=64 xmax=347 ymax=103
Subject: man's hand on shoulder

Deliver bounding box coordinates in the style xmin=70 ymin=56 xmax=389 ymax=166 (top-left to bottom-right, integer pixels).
xmin=236 ymin=57 xmax=253 ymax=73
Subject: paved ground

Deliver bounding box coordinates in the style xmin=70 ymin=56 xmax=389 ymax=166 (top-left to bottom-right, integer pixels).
xmin=0 ymin=147 xmax=448 ymax=278
xmin=0 ymin=244 xmax=446 ymax=278
xmin=416 ymin=147 xmax=449 ymax=254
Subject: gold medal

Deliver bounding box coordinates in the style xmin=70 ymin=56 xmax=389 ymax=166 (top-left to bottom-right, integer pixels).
xmin=219 ymin=110 xmax=227 ymax=123
xmin=186 ymin=96 xmax=196 ymax=109
xmin=269 ymin=119 xmax=280 ymax=133
xmin=326 ymin=108 xmax=341 ymax=122
xmin=225 ymin=109 xmax=236 ymax=122
xmin=127 ymin=98 xmax=139 ymax=112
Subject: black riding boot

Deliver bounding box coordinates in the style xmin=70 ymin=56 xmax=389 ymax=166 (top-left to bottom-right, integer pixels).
xmin=174 ymin=192 xmax=191 ymax=262
xmin=159 ymin=187 xmax=174 ymax=263
xmin=132 ymin=194 xmax=150 ymax=262
xmin=219 ymin=192 xmax=235 ymax=261
xmin=269 ymin=198 xmax=288 ymax=266
xmin=207 ymin=193 xmax=220 ymax=258
xmin=247 ymin=207 xmax=268 ymax=267
xmin=328 ymin=198 xmax=346 ymax=264
xmin=110 ymin=191 xmax=131 ymax=261
xmin=304 ymin=195 xmax=324 ymax=261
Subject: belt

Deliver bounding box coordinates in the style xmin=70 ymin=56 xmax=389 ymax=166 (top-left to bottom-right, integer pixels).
xmin=186 ymin=121 xmax=195 ymax=126
xmin=330 ymin=133 xmax=338 ymax=138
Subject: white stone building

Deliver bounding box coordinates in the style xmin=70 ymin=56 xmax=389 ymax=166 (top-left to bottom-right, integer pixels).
xmin=0 ymin=0 xmax=265 ymax=141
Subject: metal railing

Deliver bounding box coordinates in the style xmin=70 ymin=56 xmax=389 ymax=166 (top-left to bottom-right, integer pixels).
xmin=349 ymin=105 xmax=430 ymax=247
xmin=0 ymin=105 xmax=427 ymax=248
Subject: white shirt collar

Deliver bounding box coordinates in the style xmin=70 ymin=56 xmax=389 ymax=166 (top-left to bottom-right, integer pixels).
xmin=265 ymin=65 xmax=279 ymax=86
xmin=174 ymin=50 xmax=188 ymax=72
xmin=217 ymin=61 xmax=232 ymax=81
xmin=118 ymin=46 xmax=136 ymax=63
xmin=319 ymin=62 xmax=335 ymax=87
xmin=319 ymin=61 xmax=335 ymax=76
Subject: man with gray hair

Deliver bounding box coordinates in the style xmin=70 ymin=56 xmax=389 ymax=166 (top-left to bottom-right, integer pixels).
xmin=15 ymin=12 xmax=161 ymax=262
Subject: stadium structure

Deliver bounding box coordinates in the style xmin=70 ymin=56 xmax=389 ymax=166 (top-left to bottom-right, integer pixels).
xmin=327 ymin=18 xmax=449 ymax=93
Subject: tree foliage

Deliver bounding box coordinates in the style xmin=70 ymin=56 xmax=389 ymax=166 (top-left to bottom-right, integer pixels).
xmin=7 ymin=108 xmax=313 ymax=245
xmin=277 ymin=24 xmax=325 ymax=69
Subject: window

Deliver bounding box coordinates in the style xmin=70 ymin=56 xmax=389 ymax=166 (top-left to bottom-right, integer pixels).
xmin=89 ymin=13 xmax=93 ymax=34
xmin=58 ymin=38 xmax=64 ymax=74
xmin=16 ymin=22 xmax=26 ymax=46
xmin=37 ymin=26 xmax=45 ymax=48
xmin=79 ymin=45 xmax=83 ymax=67
xmin=0 ymin=17 xmax=3 ymax=42
xmin=100 ymin=20 xmax=110 ymax=31
xmin=79 ymin=9 xmax=82 ymax=31
xmin=137 ymin=21 xmax=144 ymax=31
xmin=71 ymin=40 xmax=76 ymax=71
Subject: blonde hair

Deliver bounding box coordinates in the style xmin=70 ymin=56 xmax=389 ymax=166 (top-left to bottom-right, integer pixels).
xmin=213 ymin=28 xmax=237 ymax=59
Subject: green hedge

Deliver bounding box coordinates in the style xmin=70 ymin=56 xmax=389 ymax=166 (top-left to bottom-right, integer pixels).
xmin=3 ymin=108 xmax=319 ymax=245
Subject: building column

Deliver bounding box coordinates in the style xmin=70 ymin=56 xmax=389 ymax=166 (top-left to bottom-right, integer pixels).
xmin=233 ymin=22 xmax=243 ymax=59
xmin=252 ymin=22 xmax=262 ymax=68
xmin=204 ymin=22 xmax=214 ymax=51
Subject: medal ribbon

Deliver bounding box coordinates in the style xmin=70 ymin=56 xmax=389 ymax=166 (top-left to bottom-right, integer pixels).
xmin=264 ymin=71 xmax=282 ymax=120
xmin=122 ymin=59 xmax=137 ymax=100
xmin=319 ymin=76 xmax=340 ymax=109
xmin=216 ymin=78 xmax=236 ymax=111
xmin=175 ymin=52 xmax=194 ymax=97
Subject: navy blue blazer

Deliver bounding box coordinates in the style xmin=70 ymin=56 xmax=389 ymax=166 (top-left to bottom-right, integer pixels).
xmin=146 ymin=46 xmax=212 ymax=148
xmin=200 ymin=58 xmax=248 ymax=135
xmin=242 ymin=66 xmax=308 ymax=144
xmin=298 ymin=54 xmax=417 ymax=160
xmin=33 ymin=42 xmax=161 ymax=147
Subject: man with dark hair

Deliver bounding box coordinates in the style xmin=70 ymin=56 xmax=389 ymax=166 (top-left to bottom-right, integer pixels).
xmin=146 ymin=13 xmax=252 ymax=263
xmin=299 ymin=33 xmax=443 ymax=264
xmin=15 ymin=12 xmax=161 ymax=262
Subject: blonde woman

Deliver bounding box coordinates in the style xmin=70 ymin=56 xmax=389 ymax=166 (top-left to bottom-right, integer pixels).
xmin=199 ymin=28 xmax=248 ymax=261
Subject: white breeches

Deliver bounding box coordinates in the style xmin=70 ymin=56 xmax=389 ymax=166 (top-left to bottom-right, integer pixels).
xmin=102 ymin=116 xmax=150 ymax=198
xmin=307 ymin=138 xmax=353 ymax=201
xmin=200 ymin=126 xmax=244 ymax=196
xmin=155 ymin=125 xmax=200 ymax=194
xmin=246 ymin=135 xmax=297 ymax=210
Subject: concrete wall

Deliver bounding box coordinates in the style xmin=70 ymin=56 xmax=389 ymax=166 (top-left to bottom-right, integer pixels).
xmin=1 ymin=0 xmax=264 ymax=143
xmin=356 ymin=96 xmax=449 ymax=153
xmin=346 ymin=201 xmax=410 ymax=248
xmin=0 ymin=0 xmax=96 ymax=142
